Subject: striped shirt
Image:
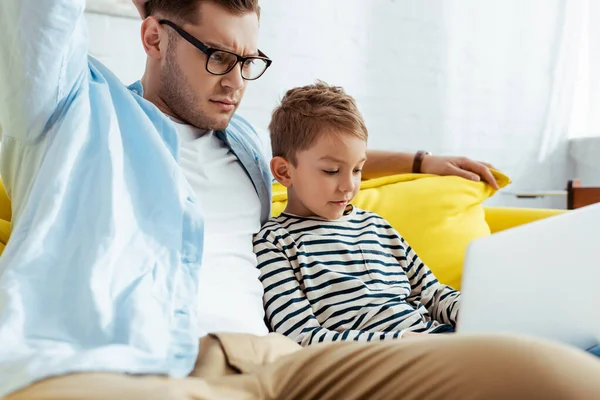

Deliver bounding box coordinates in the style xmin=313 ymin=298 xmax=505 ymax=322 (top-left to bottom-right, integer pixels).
xmin=253 ymin=206 xmax=460 ymax=346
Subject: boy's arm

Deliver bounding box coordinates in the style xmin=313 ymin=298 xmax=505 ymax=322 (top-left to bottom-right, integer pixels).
xmin=255 ymin=237 xmax=410 ymax=346
xmin=0 ymin=0 xmax=88 ymax=142
xmin=394 ymin=236 xmax=460 ymax=326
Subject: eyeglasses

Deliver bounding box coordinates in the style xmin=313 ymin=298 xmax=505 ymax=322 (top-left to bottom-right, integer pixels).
xmin=158 ymin=19 xmax=272 ymax=81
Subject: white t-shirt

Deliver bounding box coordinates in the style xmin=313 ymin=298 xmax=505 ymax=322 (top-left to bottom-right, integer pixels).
xmin=174 ymin=121 xmax=269 ymax=337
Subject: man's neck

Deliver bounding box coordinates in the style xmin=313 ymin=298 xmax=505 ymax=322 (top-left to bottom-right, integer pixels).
xmin=140 ymin=74 xmax=180 ymax=119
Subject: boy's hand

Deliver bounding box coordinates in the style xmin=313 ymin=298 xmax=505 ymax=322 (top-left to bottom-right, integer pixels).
xmin=132 ymin=0 xmax=149 ymax=19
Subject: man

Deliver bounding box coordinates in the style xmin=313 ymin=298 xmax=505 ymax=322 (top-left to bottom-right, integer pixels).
xmin=0 ymin=0 xmax=599 ymax=399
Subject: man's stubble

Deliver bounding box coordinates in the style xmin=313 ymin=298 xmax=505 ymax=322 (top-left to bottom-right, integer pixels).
xmin=160 ymin=40 xmax=235 ymax=131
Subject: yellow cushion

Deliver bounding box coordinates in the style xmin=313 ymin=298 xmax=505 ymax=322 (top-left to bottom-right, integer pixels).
xmin=272 ymin=171 xmax=510 ymax=290
xmin=0 ymin=219 xmax=9 ymax=255
xmin=0 ymin=179 xmax=10 ymax=223
xmin=0 ymin=181 xmax=10 ymax=256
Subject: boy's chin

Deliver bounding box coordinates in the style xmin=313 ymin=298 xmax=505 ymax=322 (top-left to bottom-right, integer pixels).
xmin=320 ymin=210 xmax=345 ymax=221
xmin=300 ymin=204 xmax=344 ymax=220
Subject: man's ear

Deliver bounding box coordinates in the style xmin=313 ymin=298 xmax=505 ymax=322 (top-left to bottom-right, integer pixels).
xmin=270 ymin=156 xmax=293 ymax=188
xmin=141 ymin=17 xmax=166 ymax=59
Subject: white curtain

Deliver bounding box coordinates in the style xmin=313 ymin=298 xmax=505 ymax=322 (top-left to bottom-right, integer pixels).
xmin=568 ymin=0 xmax=600 ymax=187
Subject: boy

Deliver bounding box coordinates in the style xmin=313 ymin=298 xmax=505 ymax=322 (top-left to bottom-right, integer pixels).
xmin=254 ymin=82 xmax=459 ymax=346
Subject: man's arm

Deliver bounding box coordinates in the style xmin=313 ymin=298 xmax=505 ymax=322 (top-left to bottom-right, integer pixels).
xmin=255 ymin=237 xmax=409 ymax=346
xmin=0 ymin=0 xmax=88 ymax=142
xmin=363 ymin=150 xmax=499 ymax=190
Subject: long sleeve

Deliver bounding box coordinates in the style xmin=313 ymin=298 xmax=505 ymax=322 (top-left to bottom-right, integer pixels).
xmin=395 ymin=236 xmax=460 ymax=326
xmin=0 ymin=0 xmax=88 ymax=142
xmin=255 ymin=237 xmax=408 ymax=346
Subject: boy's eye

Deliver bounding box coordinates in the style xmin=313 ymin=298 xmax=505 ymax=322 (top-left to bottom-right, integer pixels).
xmin=323 ymin=170 xmax=339 ymax=175
xmin=353 ymin=169 xmax=363 ymax=174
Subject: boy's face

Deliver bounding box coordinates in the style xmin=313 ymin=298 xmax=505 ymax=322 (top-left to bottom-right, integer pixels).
xmin=283 ymin=131 xmax=367 ymax=220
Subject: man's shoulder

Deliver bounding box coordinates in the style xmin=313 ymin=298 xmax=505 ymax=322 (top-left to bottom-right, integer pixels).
xmin=225 ymin=115 xmax=271 ymax=161
xmin=228 ymin=114 xmax=256 ymax=134
xmin=226 ymin=114 xmax=261 ymax=146
xmin=126 ymin=80 xmax=144 ymax=97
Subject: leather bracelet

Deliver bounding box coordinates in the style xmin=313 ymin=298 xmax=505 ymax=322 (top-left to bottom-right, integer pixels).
xmin=412 ymin=150 xmax=430 ymax=173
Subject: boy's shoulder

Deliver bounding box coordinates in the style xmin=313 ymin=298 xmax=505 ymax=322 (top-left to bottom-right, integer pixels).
xmin=351 ymin=207 xmax=391 ymax=224
xmin=253 ymin=213 xmax=297 ymax=244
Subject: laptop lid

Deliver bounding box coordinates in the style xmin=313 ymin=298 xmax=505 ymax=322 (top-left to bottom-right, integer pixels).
xmin=457 ymin=203 xmax=600 ymax=349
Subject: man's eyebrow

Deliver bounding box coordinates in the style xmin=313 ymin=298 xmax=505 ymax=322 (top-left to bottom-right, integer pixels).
xmin=204 ymin=41 xmax=259 ymax=57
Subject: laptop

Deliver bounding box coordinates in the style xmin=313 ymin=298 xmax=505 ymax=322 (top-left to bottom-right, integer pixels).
xmin=456 ymin=203 xmax=600 ymax=350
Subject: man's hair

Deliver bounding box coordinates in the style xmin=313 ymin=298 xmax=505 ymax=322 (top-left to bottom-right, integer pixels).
xmin=269 ymin=81 xmax=368 ymax=164
xmin=144 ymin=0 xmax=260 ymax=23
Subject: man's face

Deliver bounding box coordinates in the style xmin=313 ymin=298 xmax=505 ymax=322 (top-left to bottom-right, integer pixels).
xmin=160 ymin=2 xmax=259 ymax=130
xmin=286 ymin=131 xmax=367 ymax=220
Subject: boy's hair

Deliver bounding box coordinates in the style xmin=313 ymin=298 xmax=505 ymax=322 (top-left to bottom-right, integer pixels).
xmin=269 ymin=81 xmax=368 ymax=164
xmin=144 ymin=0 xmax=260 ymax=23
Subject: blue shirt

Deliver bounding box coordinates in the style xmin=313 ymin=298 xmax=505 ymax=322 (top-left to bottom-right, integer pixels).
xmin=0 ymin=1 xmax=272 ymax=396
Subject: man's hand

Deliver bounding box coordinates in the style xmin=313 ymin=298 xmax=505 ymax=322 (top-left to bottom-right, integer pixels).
xmin=132 ymin=0 xmax=149 ymax=19
xmin=421 ymin=155 xmax=499 ymax=190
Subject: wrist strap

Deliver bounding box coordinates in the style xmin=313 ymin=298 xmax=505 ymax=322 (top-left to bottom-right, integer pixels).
xmin=412 ymin=151 xmax=429 ymax=173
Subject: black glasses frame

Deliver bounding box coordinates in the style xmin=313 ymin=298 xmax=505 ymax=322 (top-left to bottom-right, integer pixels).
xmin=158 ymin=19 xmax=272 ymax=80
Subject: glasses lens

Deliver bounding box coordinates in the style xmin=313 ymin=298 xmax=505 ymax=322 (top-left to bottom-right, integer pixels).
xmin=207 ymin=51 xmax=238 ymax=74
xmin=241 ymin=58 xmax=269 ymax=80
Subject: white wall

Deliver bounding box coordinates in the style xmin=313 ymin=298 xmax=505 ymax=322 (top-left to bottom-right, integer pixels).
xmin=87 ymin=12 xmax=145 ymax=85
xmin=570 ymin=137 xmax=600 ymax=186
xmin=87 ymin=1 xmax=582 ymax=208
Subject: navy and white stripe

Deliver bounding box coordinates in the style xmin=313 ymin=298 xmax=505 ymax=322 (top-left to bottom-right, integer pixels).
xmin=254 ymin=206 xmax=460 ymax=346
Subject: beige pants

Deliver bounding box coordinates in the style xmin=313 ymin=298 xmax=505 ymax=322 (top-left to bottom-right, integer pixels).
xmin=7 ymin=333 xmax=600 ymax=400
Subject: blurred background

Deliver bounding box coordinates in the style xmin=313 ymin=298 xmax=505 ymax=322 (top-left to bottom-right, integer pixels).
xmin=85 ymin=0 xmax=600 ymax=208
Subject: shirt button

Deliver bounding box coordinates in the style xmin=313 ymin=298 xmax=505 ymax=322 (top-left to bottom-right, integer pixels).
xmin=186 ymin=196 xmax=195 ymax=203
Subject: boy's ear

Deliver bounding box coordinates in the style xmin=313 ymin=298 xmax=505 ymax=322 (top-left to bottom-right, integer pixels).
xmin=270 ymin=156 xmax=293 ymax=188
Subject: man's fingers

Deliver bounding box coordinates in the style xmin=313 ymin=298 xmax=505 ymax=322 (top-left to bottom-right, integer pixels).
xmin=461 ymin=160 xmax=499 ymax=189
xmin=448 ymin=165 xmax=481 ymax=183
xmin=478 ymin=161 xmax=496 ymax=169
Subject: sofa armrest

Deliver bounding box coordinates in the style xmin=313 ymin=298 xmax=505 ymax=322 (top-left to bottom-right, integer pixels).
xmin=483 ymin=206 xmax=565 ymax=234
